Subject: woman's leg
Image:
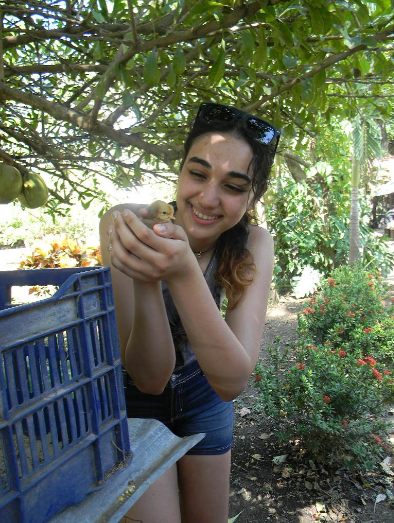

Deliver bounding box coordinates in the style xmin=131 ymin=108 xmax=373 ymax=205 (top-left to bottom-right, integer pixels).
xmin=121 ymin=463 xmax=181 ymax=523
xmin=177 ymin=451 xmax=232 ymax=523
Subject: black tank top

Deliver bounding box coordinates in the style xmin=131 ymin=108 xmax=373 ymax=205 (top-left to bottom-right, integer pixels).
xmin=162 ymin=248 xmax=222 ymax=369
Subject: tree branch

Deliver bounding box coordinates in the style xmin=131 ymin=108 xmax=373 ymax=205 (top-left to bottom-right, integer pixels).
xmin=246 ymin=23 xmax=394 ymax=112
xmin=0 ymin=81 xmax=171 ymax=160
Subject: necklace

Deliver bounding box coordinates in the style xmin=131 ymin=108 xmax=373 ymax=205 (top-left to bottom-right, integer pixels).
xmin=192 ymin=241 xmax=217 ymax=259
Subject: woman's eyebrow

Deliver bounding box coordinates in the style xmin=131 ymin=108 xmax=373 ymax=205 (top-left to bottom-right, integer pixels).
xmin=188 ymin=156 xmax=211 ymax=169
xmin=187 ymin=156 xmax=252 ymax=184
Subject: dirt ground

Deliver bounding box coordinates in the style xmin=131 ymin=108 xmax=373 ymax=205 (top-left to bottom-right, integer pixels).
xmin=229 ymin=296 xmax=394 ymax=523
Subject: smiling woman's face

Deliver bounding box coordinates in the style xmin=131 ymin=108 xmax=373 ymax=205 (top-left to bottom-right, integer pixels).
xmin=175 ymin=132 xmax=254 ymax=250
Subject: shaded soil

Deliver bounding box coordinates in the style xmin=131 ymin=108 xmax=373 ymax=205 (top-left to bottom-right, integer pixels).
xmin=229 ymin=296 xmax=394 ymax=523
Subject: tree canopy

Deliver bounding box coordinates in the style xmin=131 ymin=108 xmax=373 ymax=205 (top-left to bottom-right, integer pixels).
xmin=1 ymin=0 xmax=393 ymax=212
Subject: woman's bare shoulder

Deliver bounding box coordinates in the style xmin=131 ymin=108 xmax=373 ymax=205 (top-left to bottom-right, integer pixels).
xmin=248 ymin=223 xmax=274 ymax=247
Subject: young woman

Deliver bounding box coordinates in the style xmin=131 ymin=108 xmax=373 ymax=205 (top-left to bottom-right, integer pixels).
xmin=99 ymin=103 xmax=280 ymax=523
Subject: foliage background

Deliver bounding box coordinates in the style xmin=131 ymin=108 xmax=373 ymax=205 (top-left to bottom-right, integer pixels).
xmin=1 ymin=0 xmax=394 ymax=285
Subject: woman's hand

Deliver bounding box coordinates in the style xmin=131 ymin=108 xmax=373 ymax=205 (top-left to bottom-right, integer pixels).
xmin=108 ymin=208 xmax=195 ymax=283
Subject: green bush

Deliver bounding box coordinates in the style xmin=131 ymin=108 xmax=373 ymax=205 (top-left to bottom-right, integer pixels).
xmin=255 ymin=340 xmax=393 ymax=471
xmin=298 ymin=264 xmax=389 ymax=344
xmin=254 ymin=264 xmax=394 ymax=471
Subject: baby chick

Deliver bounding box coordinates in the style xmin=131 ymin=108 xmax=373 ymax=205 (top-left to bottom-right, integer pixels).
xmin=140 ymin=200 xmax=175 ymax=229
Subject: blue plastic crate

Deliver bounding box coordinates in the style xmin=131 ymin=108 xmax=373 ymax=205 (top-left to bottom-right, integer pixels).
xmin=0 ymin=267 xmax=131 ymax=523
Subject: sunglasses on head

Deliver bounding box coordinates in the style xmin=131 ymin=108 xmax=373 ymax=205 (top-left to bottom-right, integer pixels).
xmin=195 ymin=103 xmax=281 ymax=151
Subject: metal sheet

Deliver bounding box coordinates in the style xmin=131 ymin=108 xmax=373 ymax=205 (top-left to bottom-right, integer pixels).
xmin=49 ymin=418 xmax=205 ymax=522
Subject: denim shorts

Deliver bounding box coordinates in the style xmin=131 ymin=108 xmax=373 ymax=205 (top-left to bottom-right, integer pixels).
xmin=123 ymin=359 xmax=234 ymax=455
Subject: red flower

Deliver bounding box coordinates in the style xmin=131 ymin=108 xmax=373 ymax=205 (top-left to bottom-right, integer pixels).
xmin=368 ymin=274 xmax=374 ymax=279
xmin=296 ymin=362 xmax=305 ymax=370
xmin=322 ymin=395 xmax=331 ymax=404
xmin=372 ymin=368 xmax=383 ymax=380
xmin=324 ymin=297 xmax=329 ymax=304
xmin=319 ymin=304 xmax=325 ymax=313
xmin=384 ymin=370 xmax=390 ymax=376
xmin=254 ymin=374 xmax=262 ymax=382
xmin=338 ymin=327 xmax=344 ymax=333
xmin=347 ymin=310 xmax=356 ymax=317
xmin=327 ymin=278 xmax=336 ymax=287
xmin=309 ymin=297 xmax=316 ymax=304
xmin=357 ymin=359 xmax=366 ymax=365
xmin=306 ymin=344 xmax=317 ymax=351
xmin=302 ymin=307 xmax=315 ymax=315
xmin=371 ymin=434 xmax=382 ymax=445
xmin=368 ymin=281 xmax=374 ymax=287
xmin=339 ymin=350 xmax=346 ymax=358
xmin=341 ymin=419 xmax=349 ymax=429
xmin=364 ymin=327 xmax=374 ymax=333
xmin=364 ymin=356 xmax=377 ymax=366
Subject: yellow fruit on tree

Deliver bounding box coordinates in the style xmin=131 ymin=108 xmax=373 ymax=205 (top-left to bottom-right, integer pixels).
xmin=0 ymin=164 xmax=23 ymax=204
xmin=18 ymin=172 xmax=49 ymax=209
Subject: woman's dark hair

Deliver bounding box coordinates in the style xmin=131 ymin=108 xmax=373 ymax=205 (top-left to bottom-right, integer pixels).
xmin=179 ymin=106 xmax=277 ymax=309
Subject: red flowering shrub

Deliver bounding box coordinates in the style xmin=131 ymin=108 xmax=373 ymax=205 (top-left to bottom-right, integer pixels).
xmin=255 ymin=264 xmax=394 ymax=472
xmin=255 ymin=335 xmax=393 ymax=472
xmin=298 ymin=264 xmax=394 ymax=365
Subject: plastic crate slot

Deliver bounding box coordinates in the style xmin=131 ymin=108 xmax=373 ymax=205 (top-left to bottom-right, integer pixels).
xmin=0 ymin=432 xmax=9 ymax=492
xmin=95 ymin=374 xmax=113 ymax=425
xmin=13 ymin=419 xmax=32 ymax=477
xmin=90 ymin=318 xmax=106 ymax=368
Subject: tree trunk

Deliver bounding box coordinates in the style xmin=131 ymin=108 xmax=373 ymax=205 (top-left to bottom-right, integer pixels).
xmin=349 ymin=156 xmax=360 ymax=266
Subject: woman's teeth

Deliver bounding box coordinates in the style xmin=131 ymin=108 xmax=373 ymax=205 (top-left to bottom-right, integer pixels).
xmin=193 ymin=207 xmax=218 ymax=220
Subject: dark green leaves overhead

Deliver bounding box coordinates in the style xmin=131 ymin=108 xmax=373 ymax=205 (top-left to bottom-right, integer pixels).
xmin=0 ymin=0 xmax=392 ymax=208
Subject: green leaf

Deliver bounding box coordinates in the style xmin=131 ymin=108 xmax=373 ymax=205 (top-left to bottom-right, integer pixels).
xmin=307 ymin=4 xmax=324 ymax=34
xmin=228 ymin=512 xmax=243 ymax=523
xmin=301 ymin=78 xmax=315 ymax=104
xmin=129 ymin=125 xmax=150 ymax=134
xmin=269 ymin=20 xmax=294 ymax=48
xmin=358 ymin=57 xmax=370 ymax=77
xmin=167 ymin=65 xmax=176 ymax=87
xmin=208 ymin=46 xmax=226 ymax=85
xmin=114 ymin=145 xmax=122 ymax=159
xmin=234 ymin=69 xmax=249 ymax=89
xmin=190 ymin=1 xmax=223 ymax=16
xmin=98 ymin=0 xmax=108 ymax=17
xmin=241 ymin=30 xmax=255 ymax=61
xmin=158 ymin=49 xmax=171 ymax=66
xmin=92 ymin=10 xmax=106 ymax=23
xmin=283 ymin=54 xmax=299 ymax=69
xmin=361 ymin=36 xmax=378 ymax=47
xmin=122 ymin=91 xmax=134 ymax=108
xmin=173 ymin=47 xmax=186 ymax=76
xmin=313 ymin=70 xmax=326 ymax=90
xmin=254 ymin=27 xmax=267 ymax=68
xmin=143 ymin=50 xmax=160 ymax=87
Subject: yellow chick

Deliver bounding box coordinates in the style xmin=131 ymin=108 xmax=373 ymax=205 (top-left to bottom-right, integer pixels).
xmin=140 ymin=200 xmax=175 ymax=229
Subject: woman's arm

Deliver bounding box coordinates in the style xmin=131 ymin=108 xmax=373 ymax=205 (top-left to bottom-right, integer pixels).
xmin=165 ymin=225 xmax=274 ymax=401
xmin=99 ymin=204 xmax=179 ymax=394
xmin=102 ymin=207 xmax=273 ymax=400
xmin=113 ymin=211 xmax=274 ymax=402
